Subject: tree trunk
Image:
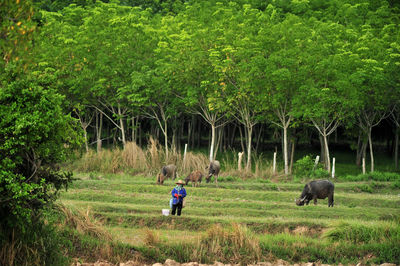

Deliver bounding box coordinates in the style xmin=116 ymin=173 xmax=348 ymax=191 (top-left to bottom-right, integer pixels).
xmin=164 ymin=119 xmax=169 ymax=160
xmin=83 ymin=127 xmax=89 ymax=153
xmin=319 ymin=134 xmax=325 ymax=164
xmin=138 ymin=122 xmax=142 ymax=147
xmin=172 ymin=127 xmax=177 ymax=154
xmin=209 ymin=123 xmax=216 ymax=162
xmin=368 ymin=128 xmax=374 ymax=172
xmin=239 ymin=126 xmax=245 ymax=156
xmin=283 ymin=126 xmax=289 ymax=175
xmin=187 ymin=120 xmax=192 ymax=149
xmin=131 ymin=116 xmax=137 ymax=144
xmin=357 ymin=139 xmax=368 ymax=167
xmin=96 ymin=111 xmax=103 ymax=152
xmin=323 ymin=133 xmax=331 ymax=172
xmin=230 ymin=124 xmax=237 ymax=149
xmin=289 ymin=138 xmax=295 ymax=174
xmin=356 ymin=133 xmax=362 ymax=166
xmin=117 ymin=103 xmax=126 ymax=148
xmin=255 ymin=124 xmax=263 ymax=153
xmin=214 ymin=126 xmax=223 ymax=161
xmin=246 ymin=126 xmax=252 ymax=171
xmin=395 ymin=126 xmax=399 ymax=170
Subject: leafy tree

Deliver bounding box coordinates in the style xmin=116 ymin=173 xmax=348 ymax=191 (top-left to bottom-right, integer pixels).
xmin=0 ymin=1 xmax=80 ymax=245
xmin=259 ymin=14 xmax=309 ymax=175
xmin=0 ymin=0 xmax=36 ymax=69
xmin=296 ymin=20 xmax=359 ymax=172
xmin=353 ymin=25 xmax=392 ymax=173
xmin=0 ymin=68 xmax=80 ymax=230
xmin=157 ymin=2 xmax=229 ymax=161
xmin=208 ymin=3 xmax=267 ymax=170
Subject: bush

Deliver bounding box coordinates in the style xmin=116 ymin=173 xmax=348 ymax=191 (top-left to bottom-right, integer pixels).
xmin=357 ymin=184 xmax=373 ymax=193
xmin=293 ymin=155 xmax=329 ymax=179
xmin=392 ymin=180 xmax=400 ymax=189
xmin=293 ymin=155 xmax=315 ymax=177
xmin=341 ymin=172 xmax=400 ymax=182
xmin=0 ymin=64 xmax=80 ymax=264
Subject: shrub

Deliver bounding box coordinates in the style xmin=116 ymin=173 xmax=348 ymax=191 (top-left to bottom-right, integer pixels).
xmin=0 ymin=80 xmax=79 ymax=227
xmin=293 ymin=155 xmax=315 ymax=177
xmin=341 ymin=172 xmax=400 ymax=182
xmin=357 ymin=184 xmax=373 ymax=193
xmin=293 ymin=155 xmax=328 ymax=179
xmin=392 ymin=180 xmax=400 ymax=189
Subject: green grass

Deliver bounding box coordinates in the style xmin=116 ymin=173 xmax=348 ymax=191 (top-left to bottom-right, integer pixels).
xmin=57 ymin=172 xmax=400 ymax=264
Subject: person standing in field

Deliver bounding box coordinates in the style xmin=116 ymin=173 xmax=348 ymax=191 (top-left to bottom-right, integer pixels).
xmin=171 ymin=180 xmax=187 ymax=216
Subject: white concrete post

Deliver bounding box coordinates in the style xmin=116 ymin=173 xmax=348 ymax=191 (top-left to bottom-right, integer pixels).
xmin=331 ymin=157 xmax=335 ymax=178
xmin=273 ymin=152 xmax=277 ymax=175
xmin=238 ymin=152 xmax=244 ymax=171
xmin=314 ymin=155 xmax=320 ymax=170
xmin=362 ymin=157 xmax=366 ymax=174
xmin=183 ymin=144 xmax=188 ymax=171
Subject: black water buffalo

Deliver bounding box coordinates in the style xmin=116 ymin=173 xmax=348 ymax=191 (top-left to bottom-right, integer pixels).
xmin=156 ymin=164 xmax=177 ymax=185
xmin=296 ymin=180 xmax=334 ymax=207
xmin=206 ymin=160 xmax=220 ymax=184
xmin=185 ymin=170 xmax=203 ymax=187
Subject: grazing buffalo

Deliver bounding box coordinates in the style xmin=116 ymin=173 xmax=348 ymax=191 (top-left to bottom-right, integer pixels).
xmin=185 ymin=170 xmax=203 ymax=187
xmin=296 ymin=180 xmax=334 ymax=207
xmin=156 ymin=164 xmax=177 ymax=185
xmin=206 ymin=160 xmax=220 ymax=184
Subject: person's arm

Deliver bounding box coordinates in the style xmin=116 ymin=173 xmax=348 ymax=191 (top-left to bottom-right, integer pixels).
xmin=174 ymin=188 xmax=182 ymax=199
xmin=181 ymin=188 xmax=187 ymax=198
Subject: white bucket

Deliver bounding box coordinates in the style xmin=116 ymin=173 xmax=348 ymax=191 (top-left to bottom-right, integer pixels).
xmin=162 ymin=209 xmax=170 ymax=216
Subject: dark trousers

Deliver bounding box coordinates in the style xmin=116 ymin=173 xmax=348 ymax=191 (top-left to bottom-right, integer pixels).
xmin=171 ymin=201 xmax=183 ymax=216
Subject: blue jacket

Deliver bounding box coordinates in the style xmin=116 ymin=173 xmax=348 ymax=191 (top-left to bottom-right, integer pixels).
xmin=171 ymin=187 xmax=186 ymax=205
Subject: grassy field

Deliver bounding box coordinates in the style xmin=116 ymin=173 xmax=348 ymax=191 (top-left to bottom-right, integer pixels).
xmin=58 ymin=173 xmax=400 ymax=265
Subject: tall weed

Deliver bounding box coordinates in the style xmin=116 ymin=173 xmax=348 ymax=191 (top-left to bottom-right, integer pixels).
xmin=192 ymin=223 xmax=261 ymax=264
xmin=324 ymin=222 xmax=400 ymax=244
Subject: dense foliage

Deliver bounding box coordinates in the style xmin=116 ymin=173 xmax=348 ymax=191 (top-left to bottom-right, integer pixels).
xmin=28 ymin=0 xmax=400 ymax=175
xmin=1 ymin=1 xmax=80 ymax=264
xmin=1 ymin=1 xmax=399 ymax=264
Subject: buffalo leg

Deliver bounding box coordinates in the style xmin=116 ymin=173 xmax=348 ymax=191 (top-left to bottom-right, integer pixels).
xmin=328 ymin=194 xmax=334 ymax=207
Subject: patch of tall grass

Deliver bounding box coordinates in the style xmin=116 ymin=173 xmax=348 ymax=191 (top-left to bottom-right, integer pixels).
xmin=46 ymin=204 xmax=138 ymax=264
xmin=0 ymin=217 xmax=70 ymax=266
xmin=139 ymin=223 xmax=262 ymax=264
xmin=68 ymin=138 xmax=210 ymax=177
xmin=56 ymin=204 xmax=112 ymax=241
xmin=324 ymin=221 xmax=400 ymax=244
xmin=341 ymin=171 xmax=400 ymax=182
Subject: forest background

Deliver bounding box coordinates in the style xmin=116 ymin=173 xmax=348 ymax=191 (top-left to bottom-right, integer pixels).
xmin=1 ymin=0 xmax=400 ymax=265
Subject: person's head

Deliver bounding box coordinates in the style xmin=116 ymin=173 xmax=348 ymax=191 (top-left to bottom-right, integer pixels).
xmin=175 ymin=179 xmax=184 ymax=187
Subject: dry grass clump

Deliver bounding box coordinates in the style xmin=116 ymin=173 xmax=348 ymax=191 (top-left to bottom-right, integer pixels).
xmin=122 ymin=142 xmax=148 ymax=172
xmin=180 ymin=151 xmax=209 ymax=174
xmin=191 ymin=223 xmax=261 ymax=264
xmin=70 ymin=137 xmax=213 ymax=177
xmin=57 ymin=204 xmax=112 ymax=241
xmin=72 ymin=149 xmax=124 ymax=173
xmin=142 ymin=228 xmax=160 ymax=247
xmin=70 ymin=136 xmax=284 ymax=179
